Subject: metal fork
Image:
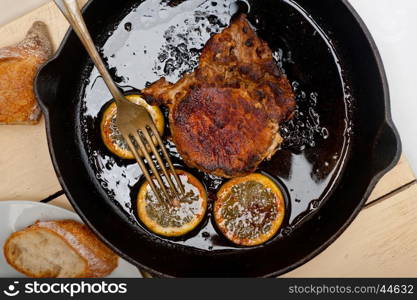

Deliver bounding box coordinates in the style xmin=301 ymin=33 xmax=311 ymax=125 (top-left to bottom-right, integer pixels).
xmin=54 ymin=0 xmax=184 ymax=204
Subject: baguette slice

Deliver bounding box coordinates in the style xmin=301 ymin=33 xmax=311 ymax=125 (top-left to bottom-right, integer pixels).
xmin=0 ymin=21 xmax=53 ymax=124
xmin=3 ymin=220 xmax=118 ymax=278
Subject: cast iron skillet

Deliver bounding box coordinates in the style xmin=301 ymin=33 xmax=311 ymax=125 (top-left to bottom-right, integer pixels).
xmin=35 ymin=0 xmax=401 ymax=277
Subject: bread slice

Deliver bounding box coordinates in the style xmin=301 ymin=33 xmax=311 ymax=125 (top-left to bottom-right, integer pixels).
xmin=0 ymin=21 xmax=53 ymax=124
xmin=4 ymin=220 xmax=119 ymax=278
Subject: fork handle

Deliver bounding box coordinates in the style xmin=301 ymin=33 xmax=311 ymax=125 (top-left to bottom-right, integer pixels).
xmin=54 ymin=0 xmax=125 ymax=103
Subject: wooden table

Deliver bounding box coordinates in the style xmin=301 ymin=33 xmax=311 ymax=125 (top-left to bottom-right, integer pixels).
xmin=1 ymin=1 xmax=416 ymax=277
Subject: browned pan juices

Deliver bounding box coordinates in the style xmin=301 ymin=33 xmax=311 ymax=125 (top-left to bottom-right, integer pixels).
xmin=79 ymin=0 xmax=353 ymax=250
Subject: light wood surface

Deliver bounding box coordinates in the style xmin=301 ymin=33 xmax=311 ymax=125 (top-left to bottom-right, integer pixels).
xmin=367 ymin=155 xmax=415 ymax=203
xmin=0 ymin=0 xmax=50 ymax=27
xmin=0 ymin=0 xmax=88 ymax=201
xmin=0 ymin=0 xmax=416 ymax=277
xmin=285 ymin=182 xmax=417 ymax=277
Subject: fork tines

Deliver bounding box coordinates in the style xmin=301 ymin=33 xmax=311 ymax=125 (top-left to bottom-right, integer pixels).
xmin=123 ymin=122 xmax=184 ymax=206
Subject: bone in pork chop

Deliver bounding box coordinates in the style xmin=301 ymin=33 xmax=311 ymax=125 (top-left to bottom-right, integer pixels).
xmin=142 ymin=14 xmax=296 ymax=178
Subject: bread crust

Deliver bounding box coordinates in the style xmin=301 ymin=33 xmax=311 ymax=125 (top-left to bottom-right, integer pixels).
xmin=0 ymin=21 xmax=53 ymax=125
xmin=3 ymin=220 xmax=118 ymax=278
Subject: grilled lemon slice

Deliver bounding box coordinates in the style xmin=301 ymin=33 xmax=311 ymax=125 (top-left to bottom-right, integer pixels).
xmin=137 ymin=170 xmax=207 ymax=237
xmin=214 ymin=173 xmax=285 ymax=246
xmin=100 ymin=94 xmax=164 ymax=159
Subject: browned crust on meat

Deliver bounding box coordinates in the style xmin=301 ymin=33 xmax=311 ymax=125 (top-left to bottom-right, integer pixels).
xmin=196 ymin=14 xmax=295 ymax=122
xmin=142 ymin=14 xmax=295 ymax=178
xmin=171 ymin=88 xmax=282 ymax=177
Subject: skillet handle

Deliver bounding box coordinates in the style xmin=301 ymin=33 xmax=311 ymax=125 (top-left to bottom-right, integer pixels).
xmin=35 ymin=60 xmax=59 ymax=114
xmin=371 ymin=121 xmax=402 ymax=175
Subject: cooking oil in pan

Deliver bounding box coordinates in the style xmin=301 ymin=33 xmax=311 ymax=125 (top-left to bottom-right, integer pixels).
xmin=79 ymin=0 xmax=353 ymax=250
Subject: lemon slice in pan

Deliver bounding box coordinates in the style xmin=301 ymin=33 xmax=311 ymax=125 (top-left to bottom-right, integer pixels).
xmin=100 ymin=94 xmax=164 ymax=159
xmin=137 ymin=170 xmax=207 ymax=237
xmin=214 ymin=173 xmax=285 ymax=246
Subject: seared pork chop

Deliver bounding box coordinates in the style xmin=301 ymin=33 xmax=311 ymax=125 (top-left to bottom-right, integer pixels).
xmin=142 ymin=14 xmax=296 ymax=178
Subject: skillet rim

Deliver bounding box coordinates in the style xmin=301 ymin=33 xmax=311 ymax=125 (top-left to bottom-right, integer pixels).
xmin=264 ymin=0 xmax=402 ymax=278
xmin=35 ymin=0 xmax=402 ymax=277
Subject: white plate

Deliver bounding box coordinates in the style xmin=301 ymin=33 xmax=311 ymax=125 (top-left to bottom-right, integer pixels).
xmin=0 ymin=201 xmax=141 ymax=278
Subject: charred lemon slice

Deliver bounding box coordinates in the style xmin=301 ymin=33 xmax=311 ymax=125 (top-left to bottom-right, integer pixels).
xmin=100 ymin=94 xmax=164 ymax=159
xmin=137 ymin=170 xmax=207 ymax=237
xmin=214 ymin=173 xmax=285 ymax=246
